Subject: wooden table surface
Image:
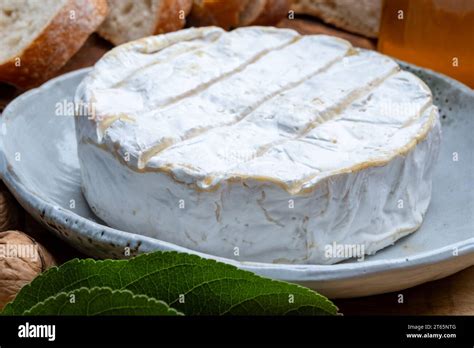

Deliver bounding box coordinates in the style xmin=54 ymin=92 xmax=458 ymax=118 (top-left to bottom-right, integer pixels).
xmin=0 ymin=18 xmax=472 ymax=315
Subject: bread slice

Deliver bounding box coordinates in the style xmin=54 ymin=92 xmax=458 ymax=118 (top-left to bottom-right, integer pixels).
xmin=239 ymin=0 xmax=267 ymax=26
xmin=98 ymin=0 xmax=193 ymax=45
xmin=292 ymin=0 xmax=382 ymax=38
xmin=188 ymin=0 xmax=289 ymax=29
xmin=253 ymin=0 xmax=290 ymax=26
xmin=0 ymin=0 xmax=107 ymax=89
xmin=187 ymin=0 xmax=248 ymax=29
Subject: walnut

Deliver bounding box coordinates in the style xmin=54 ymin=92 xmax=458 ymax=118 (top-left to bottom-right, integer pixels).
xmin=0 ymin=231 xmax=57 ymax=310
xmin=0 ymin=187 xmax=19 ymax=232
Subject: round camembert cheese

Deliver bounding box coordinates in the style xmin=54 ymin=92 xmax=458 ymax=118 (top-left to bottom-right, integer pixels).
xmin=75 ymin=26 xmax=441 ymax=264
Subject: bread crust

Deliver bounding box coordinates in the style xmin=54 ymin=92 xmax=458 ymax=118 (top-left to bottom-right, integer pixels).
xmin=0 ymin=0 xmax=108 ymax=90
xmin=155 ymin=0 xmax=193 ymax=34
xmin=251 ymin=0 xmax=290 ymax=26
xmin=239 ymin=0 xmax=267 ymax=26
xmin=187 ymin=0 xmax=247 ymax=30
xmin=292 ymin=0 xmax=382 ymax=38
xmin=98 ymin=0 xmax=193 ymax=45
xmin=188 ymin=0 xmax=289 ymax=29
xmin=95 ymin=1 xmax=122 ymax=45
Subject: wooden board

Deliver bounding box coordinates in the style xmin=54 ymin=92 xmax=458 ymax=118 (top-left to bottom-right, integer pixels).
xmin=337 ymin=266 xmax=474 ymax=315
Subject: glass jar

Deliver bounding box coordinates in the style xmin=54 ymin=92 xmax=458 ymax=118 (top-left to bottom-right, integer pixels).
xmin=378 ymin=0 xmax=474 ymax=87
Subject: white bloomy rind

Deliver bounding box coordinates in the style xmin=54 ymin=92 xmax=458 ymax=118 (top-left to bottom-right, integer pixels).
xmin=75 ymin=27 xmax=441 ymax=264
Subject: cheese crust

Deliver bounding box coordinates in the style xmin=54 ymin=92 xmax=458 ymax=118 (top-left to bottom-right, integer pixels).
xmin=75 ymin=27 xmax=441 ymax=264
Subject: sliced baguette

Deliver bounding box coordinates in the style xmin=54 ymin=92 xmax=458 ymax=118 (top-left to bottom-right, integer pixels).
xmin=0 ymin=0 xmax=107 ymax=89
xmin=188 ymin=0 xmax=289 ymax=29
xmin=291 ymin=0 xmax=382 ymax=38
xmin=253 ymin=0 xmax=290 ymax=26
xmin=239 ymin=0 xmax=267 ymax=26
xmin=98 ymin=0 xmax=193 ymax=45
xmin=187 ymin=0 xmax=248 ymax=29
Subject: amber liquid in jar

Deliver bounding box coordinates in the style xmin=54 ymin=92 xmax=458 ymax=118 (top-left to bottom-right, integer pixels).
xmin=378 ymin=0 xmax=474 ymax=87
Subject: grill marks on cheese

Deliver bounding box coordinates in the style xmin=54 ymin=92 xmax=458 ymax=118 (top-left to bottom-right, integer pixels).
xmin=104 ymin=34 xmax=353 ymax=167
xmin=97 ymin=27 xmax=298 ymax=117
xmin=87 ymin=27 xmax=434 ymax=191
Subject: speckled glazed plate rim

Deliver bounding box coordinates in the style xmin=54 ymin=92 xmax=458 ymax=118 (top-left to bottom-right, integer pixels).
xmin=1 ymin=64 xmax=473 ymax=295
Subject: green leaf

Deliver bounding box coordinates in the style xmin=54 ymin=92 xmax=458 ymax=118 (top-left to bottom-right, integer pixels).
xmin=24 ymin=287 xmax=182 ymax=316
xmin=2 ymin=251 xmax=338 ymax=316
